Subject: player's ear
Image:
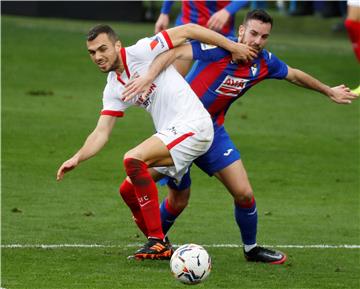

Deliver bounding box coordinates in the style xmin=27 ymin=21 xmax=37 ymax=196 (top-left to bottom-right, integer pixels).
xmin=115 ymin=40 xmax=122 ymax=49
xmin=238 ymin=25 xmax=245 ymax=39
xmin=239 ymin=25 xmax=245 ymax=38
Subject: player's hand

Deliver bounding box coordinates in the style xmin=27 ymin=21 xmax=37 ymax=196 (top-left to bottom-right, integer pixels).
xmin=230 ymin=43 xmax=258 ymax=63
xmin=207 ymin=9 xmax=230 ymax=32
xmin=155 ymin=14 xmax=170 ymax=34
xmin=328 ymin=84 xmax=358 ymax=104
xmin=56 ymin=157 xmax=79 ymax=181
xmin=122 ymin=75 xmax=153 ymax=102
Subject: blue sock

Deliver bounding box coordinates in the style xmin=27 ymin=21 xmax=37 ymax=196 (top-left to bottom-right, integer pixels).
xmin=160 ymin=198 xmax=179 ymax=235
xmin=234 ymin=200 xmax=258 ymax=245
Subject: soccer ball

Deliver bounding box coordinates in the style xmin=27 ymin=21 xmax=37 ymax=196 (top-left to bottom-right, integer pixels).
xmin=170 ymin=244 xmax=211 ymax=285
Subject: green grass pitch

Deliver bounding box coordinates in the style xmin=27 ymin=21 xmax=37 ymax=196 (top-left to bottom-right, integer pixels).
xmin=2 ymin=11 xmax=359 ymax=289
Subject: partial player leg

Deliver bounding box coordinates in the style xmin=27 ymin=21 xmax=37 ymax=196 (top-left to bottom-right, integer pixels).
xmin=119 ymin=168 xmax=165 ymax=237
xmin=127 ymin=119 xmax=212 ymax=260
xmin=214 ymin=160 xmax=286 ymax=264
xmin=124 ymin=135 xmax=174 ymax=260
xmin=345 ymin=7 xmax=360 ymax=96
xmin=160 ymin=171 xmax=192 ymax=235
xmin=119 ymin=178 xmax=148 ymax=237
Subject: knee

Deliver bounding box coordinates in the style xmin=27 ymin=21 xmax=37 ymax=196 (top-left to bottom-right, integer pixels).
xmin=233 ymin=190 xmax=255 ymax=207
xmin=168 ymin=189 xmax=190 ymax=213
xmin=172 ymin=197 xmax=189 ymax=212
xmin=123 ymin=157 xmax=145 ymax=179
xmin=124 ymin=148 xmax=143 ymax=163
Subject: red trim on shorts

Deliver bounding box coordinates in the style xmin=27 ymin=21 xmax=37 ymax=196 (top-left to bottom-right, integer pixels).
xmin=166 ymin=132 xmax=195 ymax=150
xmin=161 ymin=30 xmax=174 ymax=49
xmin=101 ymin=110 xmax=124 ymax=117
xmin=120 ymin=48 xmax=130 ymax=78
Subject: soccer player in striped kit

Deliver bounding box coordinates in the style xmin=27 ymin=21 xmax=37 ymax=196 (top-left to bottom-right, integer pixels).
xmin=345 ymin=0 xmax=360 ymax=96
xmin=56 ymin=22 xmax=256 ymax=260
xmin=155 ymin=0 xmax=248 ymax=36
xmin=123 ymin=9 xmax=357 ymax=264
xmin=155 ymin=0 xmax=248 ymax=76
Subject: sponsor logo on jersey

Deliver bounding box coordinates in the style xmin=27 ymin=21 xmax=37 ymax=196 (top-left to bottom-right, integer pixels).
xmin=150 ymin=39 xmax=158 ymax=50
xmin=136 ymin=83 xmax=157 ymax=107
xmin=200 ymin=43 xmax=217 ymax=50
xmin=251 ymin=64 xmax=258 ymax=76
xmin=150 ymin=35 xmax=165 ymax=50
xmin=215 ymin=75 xmax=249 ymax=97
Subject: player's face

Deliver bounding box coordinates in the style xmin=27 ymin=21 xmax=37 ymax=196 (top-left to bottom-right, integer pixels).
xmin=238 ymin=20 xmax=271 ymax=52
xmin=87 ymin=33 xmax=121 ymax=73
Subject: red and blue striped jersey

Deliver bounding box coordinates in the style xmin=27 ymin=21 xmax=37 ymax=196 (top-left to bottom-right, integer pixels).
xmin=161 ymin=0 xmax=248 ymax=37
xmin=187 ymin=38 xmax=288 ymax=126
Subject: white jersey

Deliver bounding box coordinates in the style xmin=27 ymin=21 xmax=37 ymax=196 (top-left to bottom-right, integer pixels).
xmin=348 ymin=0 xmax=360 ymax=7
xmin=102 ymin=30 xmax=210 ymax=132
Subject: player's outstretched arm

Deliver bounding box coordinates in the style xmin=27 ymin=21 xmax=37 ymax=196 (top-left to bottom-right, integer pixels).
xmin=122 ymin=45 xmax=192 ymax=101
xmin=56 ymin=115 xmax=117 ymax=181
xmin=166 ymin=23 xmax=257 ymax=62
xmin=285 ymin=66 xmax=358 ymax=104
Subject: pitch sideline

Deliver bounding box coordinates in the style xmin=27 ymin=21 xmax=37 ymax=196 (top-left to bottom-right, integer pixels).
xmin=2 ymin=243 xmax=360 ymax=249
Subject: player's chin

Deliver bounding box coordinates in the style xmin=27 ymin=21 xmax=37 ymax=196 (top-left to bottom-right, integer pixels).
xmin=250 ymin=44 xmax=261 ymax=51
xmin=98 ymin=66 xmax=111 ymax=73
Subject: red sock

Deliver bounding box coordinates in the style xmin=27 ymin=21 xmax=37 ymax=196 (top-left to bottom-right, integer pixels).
xmin=345 ymin=19 xmax=360 ymax=62
xmin=119 ymin=179 xmax=148 ymax=237
xmin=124 ymin=158 xmax=164 ymax=240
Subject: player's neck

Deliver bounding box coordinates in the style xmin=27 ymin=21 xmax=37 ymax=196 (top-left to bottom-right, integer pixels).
xmin=113 ymin=47 xmax=125 ymax=74
xmin=116 ymin=60 xmax=125 ymax=74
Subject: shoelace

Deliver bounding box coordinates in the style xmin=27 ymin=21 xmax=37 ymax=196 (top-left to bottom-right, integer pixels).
xmin=149 ymin=243 xmax=165 ymax=252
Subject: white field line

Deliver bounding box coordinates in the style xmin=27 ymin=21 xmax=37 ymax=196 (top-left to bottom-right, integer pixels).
xmin=1 ymin=243 xmax=360 ymax=249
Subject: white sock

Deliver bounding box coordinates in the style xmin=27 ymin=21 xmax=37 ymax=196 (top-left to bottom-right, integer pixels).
xmin=244 ymin=243 xmax=257 ymax=252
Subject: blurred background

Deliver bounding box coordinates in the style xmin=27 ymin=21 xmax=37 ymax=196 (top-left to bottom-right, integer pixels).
xmin=2 ymin=0 xmax=349 ymax=30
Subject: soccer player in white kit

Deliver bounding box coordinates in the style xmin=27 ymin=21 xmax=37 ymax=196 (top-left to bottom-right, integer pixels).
xmin=56 ymin=23 xmax=257 ymax=259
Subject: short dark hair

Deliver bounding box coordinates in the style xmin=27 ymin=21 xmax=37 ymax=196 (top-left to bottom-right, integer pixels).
xmin=87 ymin=24 xmax=118 ymax=43
xmin=244 ymin=9 xmax=273 ymax=27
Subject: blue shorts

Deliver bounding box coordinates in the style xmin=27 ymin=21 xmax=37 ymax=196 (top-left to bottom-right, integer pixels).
xmin=166 ymin=125 xmax=240 ymax=190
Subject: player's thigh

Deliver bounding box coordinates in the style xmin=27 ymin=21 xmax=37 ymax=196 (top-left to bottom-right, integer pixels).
xmin=214 ymin=160 xmax=253 ymax=197
xmin=124 ymin=135 xmax=173 ymax=167
xmin=148 ymin=168 xmax=167 ymax=182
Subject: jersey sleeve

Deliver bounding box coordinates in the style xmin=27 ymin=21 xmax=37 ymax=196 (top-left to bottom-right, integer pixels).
xmin=101 ymin=81 xmax=131 ymax=117
xmin=160 ymin=0 xmax=174 ymax=14
xmin=265 ymin=51 xmax=288 ymax=79
xmin=129 ymin=31 xmax=174 ymax=62
xmin=190 ymin=40 xmax=230 ymax=62
xmin=225 ymin=1 xmax=248 ymax=15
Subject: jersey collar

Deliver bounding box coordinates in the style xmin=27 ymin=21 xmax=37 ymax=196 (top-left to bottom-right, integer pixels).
xmin=115 ymin=47 xmax=130 ymax=85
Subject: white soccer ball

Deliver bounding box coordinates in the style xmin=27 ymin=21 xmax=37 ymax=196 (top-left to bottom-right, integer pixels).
xmin=170 ymin=243 xmax=211 ymax=285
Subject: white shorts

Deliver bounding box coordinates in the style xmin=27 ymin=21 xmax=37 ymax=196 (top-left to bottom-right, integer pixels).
xmin=153 ymin=116 xmax=214 ymax=183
